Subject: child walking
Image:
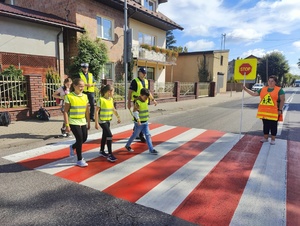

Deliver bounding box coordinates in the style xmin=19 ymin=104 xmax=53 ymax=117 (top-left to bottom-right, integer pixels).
xmin=63 ymin=78 xmax=90 ymax=167
xmin=95 ymin=84 xmax=121 ymax=162
xmin=52 ymin=77 xmax=72 ymax=137
xmin=125 ymin=88 xmax=158 ymax=154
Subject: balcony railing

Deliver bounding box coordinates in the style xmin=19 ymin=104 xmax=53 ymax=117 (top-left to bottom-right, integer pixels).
xmin=132 ymin=45 xmax=176 ymax=63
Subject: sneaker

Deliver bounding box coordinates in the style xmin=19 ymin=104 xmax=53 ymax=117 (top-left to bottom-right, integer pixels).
xmin=61 ymin=128 xmax=66 ymax=135
xmin=125 ymin=146 xmax=134 ymax=152
xmin=149 ymin=149 xmax=158 ymax=155
xmin=69 ymin=145 xmax=75 ymax=157
xmin=77 ymin=158 xmax=88 ymax=167
xmin=140 ymin=136 xmax=146 ymax=143
xmin=270 ymin=140 xmax=276 ymax=145
xmin=260 ymin=138 xmax=268 ymax=143
xmin=107 ymin=154 xmax=117 ymax=162
xmin=99 ymin=150 xmax=108 ymax=157
xmin=66 ymin=133 xmax=72 ymax=138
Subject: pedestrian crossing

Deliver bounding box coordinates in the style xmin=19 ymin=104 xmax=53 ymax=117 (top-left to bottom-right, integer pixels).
xmin=3 ymin=123 xmax=300 ymax=226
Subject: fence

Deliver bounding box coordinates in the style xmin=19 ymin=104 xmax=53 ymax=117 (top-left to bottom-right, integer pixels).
xmin=0 ymin=76 xmax=28 ymax=108
xmin=43 ymin=78 xmax=61 ymax=107
xmin=2 ymin=75 xmax=214 ymax=121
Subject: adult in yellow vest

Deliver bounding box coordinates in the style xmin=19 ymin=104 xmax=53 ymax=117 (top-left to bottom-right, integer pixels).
xmin=127 ymin=67 xmax=157 ymax=142
xmin=243 ymin=75 xmax=285 ymax=145
xmin=79 ymin=63 xmax=96 ymax=121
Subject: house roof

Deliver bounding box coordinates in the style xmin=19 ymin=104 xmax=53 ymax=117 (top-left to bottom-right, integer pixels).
xmin=0 ymin=3 xmax=85 ymax=32
xmin=179 ymin=50 xmax=230 ymax=56
xmin=96 ymin=0 xmax=183 ymax=31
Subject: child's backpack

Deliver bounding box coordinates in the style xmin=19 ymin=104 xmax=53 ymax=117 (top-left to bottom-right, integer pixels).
xmin=36 ymin=107 xmax=50 ymax=121
xmin=0 ymin=111 xmax=11 ymax=126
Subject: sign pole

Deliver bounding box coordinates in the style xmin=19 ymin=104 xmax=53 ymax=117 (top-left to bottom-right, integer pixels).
xmin=239 ymin=72 xmax=246 ymax=139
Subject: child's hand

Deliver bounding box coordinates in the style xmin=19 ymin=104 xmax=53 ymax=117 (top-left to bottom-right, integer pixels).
xmin=117 ymin=119 xmax=121 ymax=124
xmin=137 ymin=121 xmax=141 ymax=126
xmin=95 ymin=123 xmax=100 ymax=130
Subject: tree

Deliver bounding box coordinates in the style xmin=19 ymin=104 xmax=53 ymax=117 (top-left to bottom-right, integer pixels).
xmin=69 ymin=33 xmax=109 ymax=80
xmin=297 ymin=58 xmax=300 ymax=69
xmin=173 ymin=46 xmax=188 ymax=53
xmin=166 ymin=30 xmax=176 ymax=50
xmin=257 ymin=52 xmax=289 ymax=84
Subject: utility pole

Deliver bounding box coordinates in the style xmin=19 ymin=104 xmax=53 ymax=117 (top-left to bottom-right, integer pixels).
xmin=124 ymin=0 xmax=128 ymax=109
xmin=266 ymin=58 xmax=268 ymax=82
xmin=221 ymin=33 xmax=226 ymax=50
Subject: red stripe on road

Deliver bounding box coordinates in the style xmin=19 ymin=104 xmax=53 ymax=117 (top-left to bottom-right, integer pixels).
xmin=287 ymin=140 xmax=300 ymax=226
xmin=103 ymin=130 xmax=225 ymax=202
xmin=18 ymin=124 xmax=162 ymax=169
xmin=55 ymin=124 xmax=185 ymax=183
xmin=173 ymin=135 xmax=262 ymax=226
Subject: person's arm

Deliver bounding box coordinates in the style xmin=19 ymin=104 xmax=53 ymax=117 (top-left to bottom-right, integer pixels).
xmin=149 ymin=93 xmax=157 ymax=106
xmin=63 ymin=102 xmax=71 ymax=133
xmin=95 ymin=106 xmax=100 ymax=130
xmin=243 ymin=86 xmax=259 ymax=96
xmin=113 ymin=108 xmax=121 ymax=124
xmin=52 ymin=87 xmax=63 ymax=100
xmin=278 ymin=93 xmax=285 ymax=114
xmin=132 ymin=102 xmax=141 ymax=125
xmin=127 ymin=89 xmax=133 ymax=109
xmin=85 ymin=104 xmax=90 ymax=130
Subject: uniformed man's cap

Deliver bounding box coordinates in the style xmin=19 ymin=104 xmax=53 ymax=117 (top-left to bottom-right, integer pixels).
xmin=81 ymin=63 xmax=89 ymax=67
xmin=138 ymin=67 xmax=146 ymax=74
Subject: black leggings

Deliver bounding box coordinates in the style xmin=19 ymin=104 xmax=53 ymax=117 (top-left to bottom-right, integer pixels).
xmin=100 ymin=121 xmax=113 ymax=154
xmin=262 ymin=119 xmax=278 ymax=136
xmin=70 ymin=124 xmax=88 ymax=160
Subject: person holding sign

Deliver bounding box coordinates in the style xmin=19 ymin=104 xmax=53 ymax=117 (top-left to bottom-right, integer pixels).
xmin=243 ymin=75 xmax=285 ymax=145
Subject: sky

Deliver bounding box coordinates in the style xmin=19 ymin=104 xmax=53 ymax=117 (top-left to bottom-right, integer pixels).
xmin=159 ymin=0 xmax=300 ymax=75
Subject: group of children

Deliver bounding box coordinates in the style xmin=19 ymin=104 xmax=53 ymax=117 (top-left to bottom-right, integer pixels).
xmin=56 ymin=78 xmax=157 ymax=167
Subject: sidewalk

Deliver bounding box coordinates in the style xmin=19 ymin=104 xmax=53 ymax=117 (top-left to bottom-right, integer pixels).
xmin=0 ymin=91 xmax=243 ymax=153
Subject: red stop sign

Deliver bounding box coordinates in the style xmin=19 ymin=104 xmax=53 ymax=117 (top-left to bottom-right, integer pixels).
xmin=239 ymin=63 xmax=252 ymax=75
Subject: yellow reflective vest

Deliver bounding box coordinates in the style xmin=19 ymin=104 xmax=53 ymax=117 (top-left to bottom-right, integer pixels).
xmin=131 ymin=78 xmax=149 ymax=102
xmin=79 ymin=72 xmax=95 ymax=92
xmin=99 ymin=97 xmax=114 ymax=121
xmin=257 ymin=86 xmax=280 ymax=121
xmin=67 ymin=92 xmax=88 ymax=119
xmin=136 ymin=99 xmax=149 ymax=122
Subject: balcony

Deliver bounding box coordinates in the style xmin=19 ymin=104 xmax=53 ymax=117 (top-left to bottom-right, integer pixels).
xmin=132 ymin=44 xmax=177 ymax=64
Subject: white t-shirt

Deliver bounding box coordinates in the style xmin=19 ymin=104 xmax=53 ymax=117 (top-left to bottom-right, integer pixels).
xmin=56 ymin=86 xmax=69 ymax=105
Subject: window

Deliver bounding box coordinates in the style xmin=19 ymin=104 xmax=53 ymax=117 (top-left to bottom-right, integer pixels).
xmin=103 ymin=63 xmax=114 ymax=80
xmin=138 ymin=32 xmax=155 ymax=46
xmin=144 ymin=0 xmax=156 ymax=11
xmin=220 ymin=55 xmax=223 ymax=66
xmin=97 ymin=16 xmax=113 ymax=40
xmin=145 ymin=67 xmax=155 ymax=80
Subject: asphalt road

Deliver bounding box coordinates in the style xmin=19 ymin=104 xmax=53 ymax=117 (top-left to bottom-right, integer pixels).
xmin=1 ymin=87 xmax=299 ymax=225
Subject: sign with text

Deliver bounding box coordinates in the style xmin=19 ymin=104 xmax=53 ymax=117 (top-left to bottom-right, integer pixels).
xmin=234 ymin=58 xmax=258 ymax=80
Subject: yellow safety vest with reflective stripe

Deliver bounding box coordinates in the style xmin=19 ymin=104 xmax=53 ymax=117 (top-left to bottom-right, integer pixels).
xmin=136 ymin=99 xmax=149 ymax=122
xmin=257 ymin=86 xmax=280 ymax=121
xmin=99 ymin=97 xmax=114 ymax=121
xmin=79 ymin=72 xmax=95 ymax=92
xmin=67 ymin=92 xmax=88 ymax=119
xmin=131 ymin=78 xmax=149 ymax=101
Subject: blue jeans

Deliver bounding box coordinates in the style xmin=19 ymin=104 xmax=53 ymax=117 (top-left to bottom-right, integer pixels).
xmin=126 ymin=121 xmax=154 ymax=151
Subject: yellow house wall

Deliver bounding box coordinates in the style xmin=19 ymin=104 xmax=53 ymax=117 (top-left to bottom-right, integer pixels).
xmin=166 ymin=51 xmax=229 ymax=93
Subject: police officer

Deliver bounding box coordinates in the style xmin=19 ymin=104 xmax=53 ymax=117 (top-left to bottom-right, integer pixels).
xmin=127 ymin=67 xmax=157 ymax=142
xmin=79 ymin=63 xmax=96 ymax=121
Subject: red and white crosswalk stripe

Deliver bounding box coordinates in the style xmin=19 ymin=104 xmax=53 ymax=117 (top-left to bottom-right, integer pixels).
xmin=3 ymin=124 xmax=300 ymax=226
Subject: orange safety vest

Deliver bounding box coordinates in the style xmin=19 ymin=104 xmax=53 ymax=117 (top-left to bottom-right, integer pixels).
xmin=257 ymin=86 xmax=280 ymax=121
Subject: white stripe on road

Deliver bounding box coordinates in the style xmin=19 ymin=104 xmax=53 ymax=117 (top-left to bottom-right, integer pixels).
xmin=136 ymin=133 xmax=241 ymax=214
xmin=2 ymin=124 xmax=134 ymax=162
xmin=80 ymin=128 xmax=206 ymax=191
xmin=230 ymin=139 xmax=287 ymax=226
xmin=36 ymin=125 xmax=173 ymax=175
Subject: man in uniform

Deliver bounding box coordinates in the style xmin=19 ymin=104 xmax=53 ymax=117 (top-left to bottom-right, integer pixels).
xmin=79 ymin=63 xmax=96 ymax=121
